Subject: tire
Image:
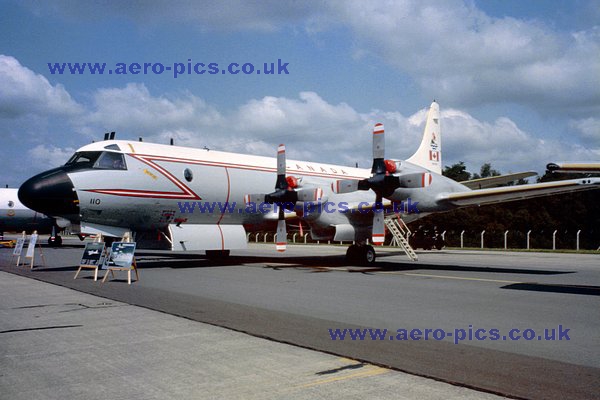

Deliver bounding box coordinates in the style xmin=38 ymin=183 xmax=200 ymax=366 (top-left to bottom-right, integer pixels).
xmin=363 ymin=245 xmax=376 ymax=264
xmin=345 ymin=245 xmax=360 ymax=263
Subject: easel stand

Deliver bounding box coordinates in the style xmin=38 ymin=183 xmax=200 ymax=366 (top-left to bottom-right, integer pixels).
xmin=12 ymin=232 xmax=26 ymax=267
xmin=74 ymin=235 xmax=105 ymax=281
xmin=23 ymin=231 xmax=46 ymax=270
xmin=102 ymin=258 xmax=139 ymax=285
xmin=102 ymin=232 xmax=139 ymax=285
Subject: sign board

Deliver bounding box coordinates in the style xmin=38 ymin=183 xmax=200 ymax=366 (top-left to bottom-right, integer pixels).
xmin=80 ymin=242 xmax=105 ymax=266
xmin=13 ymin=238 xmax=25 ymax=256
xmin=103 ymin=242 xmax=136 ymax=269
xmin=25 ymin=234 xmax=38 ymax=258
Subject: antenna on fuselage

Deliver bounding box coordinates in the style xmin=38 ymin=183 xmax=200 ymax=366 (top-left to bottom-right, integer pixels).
xmin=103 ymin=132 xmax=109 ymax=140
xmin=109 ymin=131 xmax=115 ymax=140
xmin=170 ymin=138 xmax=174 ymax=145
xmin=139 ymin=137 xmax=143 ymax=142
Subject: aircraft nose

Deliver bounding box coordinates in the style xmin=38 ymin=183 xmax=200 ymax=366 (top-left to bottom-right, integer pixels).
xmin=18 ymin=168 xmax=79 ymax=217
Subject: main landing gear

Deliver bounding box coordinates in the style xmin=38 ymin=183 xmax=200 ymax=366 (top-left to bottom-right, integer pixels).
xmin=346 ymin=244 xmax=376 ymax=265
xmin=47 ymin=235 xmax=63 ymax=246
xmin=47 ymin=226 xmax=62 ymax=247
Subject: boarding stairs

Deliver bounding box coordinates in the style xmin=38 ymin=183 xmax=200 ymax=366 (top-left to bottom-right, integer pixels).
xmin=384 ymin=215 xmax=418 ymax=261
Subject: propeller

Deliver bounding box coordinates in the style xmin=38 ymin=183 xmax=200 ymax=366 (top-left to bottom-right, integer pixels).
xmin=332 ymin=124 xmax=401 ymax=245
xmin=245 ymin=144 xmax=324 ymax=252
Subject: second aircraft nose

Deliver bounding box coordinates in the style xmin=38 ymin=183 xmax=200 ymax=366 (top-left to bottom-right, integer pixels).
xmin=18 ymin=168 xmax=79 ymax=218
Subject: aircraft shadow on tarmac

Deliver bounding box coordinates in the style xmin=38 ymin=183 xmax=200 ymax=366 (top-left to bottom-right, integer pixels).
xmin=11 ymin=249 xmax=574 ymax=278
xmin=501 ymin=283 xmax=600 ymax=296
xmin=129 ymin=250 xmax=574 ymax=276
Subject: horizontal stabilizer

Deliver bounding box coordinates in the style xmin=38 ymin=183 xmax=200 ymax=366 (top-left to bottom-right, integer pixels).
xmin=462 ymin=171 xmax=538 ymax=190
xmin=547 ymin=162 xmax=600 ymax=173
xmin=437 ymin=178 xmax=600 ymax=207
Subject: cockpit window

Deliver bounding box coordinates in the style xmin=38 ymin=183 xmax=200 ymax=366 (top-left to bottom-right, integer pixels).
xmin=64 ymin=151 xmax=127 ymax=170
xmin=65 ymin=151 xmax=102 ymax=167
xmin=93 ymin=152 xmax=127 ymax=170
xmin=104 ymin=144 xmax=121 ymax=151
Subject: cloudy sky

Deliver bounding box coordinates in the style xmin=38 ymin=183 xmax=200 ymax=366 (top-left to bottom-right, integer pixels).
xmin=1 ymin=0 xmax=599 ymax=188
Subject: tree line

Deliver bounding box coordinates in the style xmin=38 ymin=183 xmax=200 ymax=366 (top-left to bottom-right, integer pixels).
xmin=410 ymin=162 xmax=600 ymax=250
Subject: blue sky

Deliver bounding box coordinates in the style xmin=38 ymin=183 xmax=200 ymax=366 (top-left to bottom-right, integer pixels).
xmin=1 ymin=0 xmax=599 ymax=188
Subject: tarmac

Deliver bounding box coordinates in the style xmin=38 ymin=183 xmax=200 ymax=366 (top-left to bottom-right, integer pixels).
xmin=1 ymin=238 xmax=599 ymax=399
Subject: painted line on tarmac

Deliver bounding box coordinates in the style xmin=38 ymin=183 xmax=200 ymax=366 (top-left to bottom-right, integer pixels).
xmin=379 ymin=272 xmax=522 ymax=284
xmin=295 ymin=365 xmax=389 ymax=389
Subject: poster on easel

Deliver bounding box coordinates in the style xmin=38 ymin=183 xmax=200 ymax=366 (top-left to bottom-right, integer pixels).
xmin=74 ymin=242 xmax=106 ymax=281
xmin=80 ymin=242 xmax=105 ymax=266
xmin=103 ymin=242 xmax=136 ymax=269
xmin=25 ymin=233 xmax=38 ymax=258
xmin=101 ymin=242 xmax=138 ymax=284
xmin=13 ymin=238 xmax=25 ymax=257
xmin=24 ymin=232 xmax=45 ymax=269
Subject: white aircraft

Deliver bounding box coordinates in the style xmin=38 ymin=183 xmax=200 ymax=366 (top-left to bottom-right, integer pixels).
xmin=0 ymin=188 xmax=61 ymax=244
xmin=547 ymin=162 xmax=600 ymax=173
xmin=18 ymin=102 xmax=600 ymax=263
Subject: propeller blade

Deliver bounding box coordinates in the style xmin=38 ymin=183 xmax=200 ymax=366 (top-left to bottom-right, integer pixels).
xmin=244 ymin=194 xmax=265 ymax=205
xmin=372 ymin=123 xmax=386 ymax=175
xmin=332 ymin=179 xmax=359 ymax=194
xmin=276 ymin=207 xmax=287 ymax=252
xmin=372 ymin=204 xmax=385 ymax=246
xmin=296 ymin=187 xmax=324 ymax=202
xmin=276 ymin=144 xmax=288 ymax=190
xmin=372 ymin=193 xmax=385 ymax=245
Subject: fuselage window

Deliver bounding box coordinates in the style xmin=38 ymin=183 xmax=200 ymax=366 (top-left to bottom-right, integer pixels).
xmin=8 ymin=201 xmax=14 ymax=208
xmin=184 ymin=168 xmax=193 ymax=182
xmin=94 ymin=152 xmax=127 ymax=170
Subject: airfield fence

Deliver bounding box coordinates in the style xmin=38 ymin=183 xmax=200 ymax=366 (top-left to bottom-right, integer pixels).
xmin=247 ymin=229 xmax=600 ymax=251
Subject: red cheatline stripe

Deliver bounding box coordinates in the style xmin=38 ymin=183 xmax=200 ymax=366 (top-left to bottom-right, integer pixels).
xmin=373 ymin=124 xmax=384 ymax=134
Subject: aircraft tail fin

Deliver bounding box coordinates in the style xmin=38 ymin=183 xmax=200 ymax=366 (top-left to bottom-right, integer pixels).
xmin=406 ymin=101 xmax=441 ymax=175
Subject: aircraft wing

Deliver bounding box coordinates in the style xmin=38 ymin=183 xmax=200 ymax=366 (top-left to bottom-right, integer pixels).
xmin=461 ymin=171 xmax=537 ymax=189
xmin=437 ymin=177 xmax=600 ymax=207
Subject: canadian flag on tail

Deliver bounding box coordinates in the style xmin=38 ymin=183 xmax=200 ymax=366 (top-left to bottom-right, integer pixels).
xmin=429 ymin=150 xmax=439 ymax=161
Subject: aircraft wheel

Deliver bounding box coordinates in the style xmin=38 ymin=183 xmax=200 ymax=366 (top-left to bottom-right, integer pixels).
xmin=363 ymin=245 xmax=376 ymax=264
xmin=346 ymin=245 xmax=360 ymax=262
xmin=205 ymin=250 xmax=230 ymax=260
xmin=346 ymin=245 xmax=376 ymax=265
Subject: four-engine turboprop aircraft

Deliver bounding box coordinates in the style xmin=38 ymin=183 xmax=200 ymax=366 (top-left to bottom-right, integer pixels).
xmin=18 ymin=102 xmax=600 ymax=263
xmin=0 ymin=188 xmax=61 ymax=244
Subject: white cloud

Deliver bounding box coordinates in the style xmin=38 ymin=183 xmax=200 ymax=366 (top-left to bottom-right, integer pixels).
xmin=0 ymin=55 xmax=82 ymax=118
xmin=328 ymin=1 xmax=600 ymax=114
xmin=80 ymin=83 xmax=223 ymax=138
xmin=27 ymin=144 xmax=75 ymax=169
xmin=570 ymin=117 xmax=600 ymax=145
xmin=23 ymin=0 xmax=321 ymax=32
